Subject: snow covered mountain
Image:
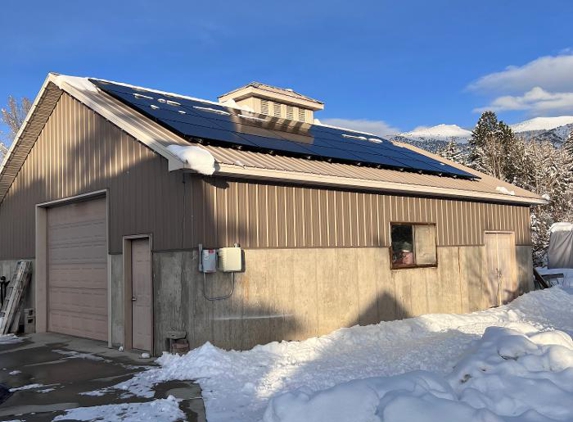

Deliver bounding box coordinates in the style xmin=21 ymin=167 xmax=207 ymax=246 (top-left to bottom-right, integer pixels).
xmin=393 ymin=124 xmax=472 ymax=153
xmin=397 ymin=124 xmax=472 ymax=142
xmin=511 ymin=116 xmax=573 ymax=133
xmin=394 ymin=116 xmax=573 ymax=153
xmin=510 ymin=116 xmax=573 ymax=145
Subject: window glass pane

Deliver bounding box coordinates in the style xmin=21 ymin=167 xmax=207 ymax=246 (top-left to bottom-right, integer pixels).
xmin=391 ymin=225 xmax=414 ymax=266
xmin=415 ymin=225 xmax=437 ymax=265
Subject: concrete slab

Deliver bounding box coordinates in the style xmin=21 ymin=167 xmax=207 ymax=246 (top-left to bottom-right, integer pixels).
xmin=0 ymin=332 xmax=205 ymax=421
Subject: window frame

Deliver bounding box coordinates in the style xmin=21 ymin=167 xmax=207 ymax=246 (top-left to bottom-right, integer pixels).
xmin=389 ymin=222 xmax=438 ymax=270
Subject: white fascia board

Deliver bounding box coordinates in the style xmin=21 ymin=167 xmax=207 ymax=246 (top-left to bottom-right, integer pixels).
xmin=215 ymin=163 xmax=547 ymax=206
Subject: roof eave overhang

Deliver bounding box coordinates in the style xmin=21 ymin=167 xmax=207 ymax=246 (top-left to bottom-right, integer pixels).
xmin=214 ymin=163 xmax=547 ymax=206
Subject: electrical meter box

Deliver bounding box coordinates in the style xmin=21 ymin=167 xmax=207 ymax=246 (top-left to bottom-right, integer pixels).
xmin=201 ymin=249 xmax=217 ymax=273
xmin=218 ymin=247 xmax=242 ymax=272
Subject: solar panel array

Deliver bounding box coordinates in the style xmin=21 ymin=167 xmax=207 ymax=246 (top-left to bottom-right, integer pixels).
xmin=90 ymin=79 xmax=478 ymax=180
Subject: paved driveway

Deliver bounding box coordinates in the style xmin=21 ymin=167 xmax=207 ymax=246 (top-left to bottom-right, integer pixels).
xmin=0 ymin=333 xmax=205 ymax=421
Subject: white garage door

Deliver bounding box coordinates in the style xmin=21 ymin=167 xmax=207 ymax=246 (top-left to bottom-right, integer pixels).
xmin=47 ymin=197 xmax=108 ymax=341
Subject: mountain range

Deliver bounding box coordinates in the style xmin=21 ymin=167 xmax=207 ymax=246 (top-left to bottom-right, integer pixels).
xmin=393 ymin=116 xmax=573 ymax=153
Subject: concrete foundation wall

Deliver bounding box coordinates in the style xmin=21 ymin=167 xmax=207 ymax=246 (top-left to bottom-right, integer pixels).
xmin=145 ymin=246 xmax=533 ymax=354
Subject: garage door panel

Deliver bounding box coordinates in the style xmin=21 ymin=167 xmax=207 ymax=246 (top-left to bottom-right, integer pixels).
xmin=48 ymin=221 xmax=106 ymax=242
xmin=47 ymin=197 xmax=108 ymax=341
xmin=48 ymin=266 xmax=107 ymax=289
xmin=49 ymin=245 xmax=107 ymax=265
xmin=48 ymin=287 xmax=107 ymax=313
xmin=49 ymin=310 xmax=107 ymax=341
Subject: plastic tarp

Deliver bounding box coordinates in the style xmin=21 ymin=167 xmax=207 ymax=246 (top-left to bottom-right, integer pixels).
xmin=548 ymin=222 xmax=573 ymax=268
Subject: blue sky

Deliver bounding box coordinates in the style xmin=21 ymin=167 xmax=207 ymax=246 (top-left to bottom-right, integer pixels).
xmin=1 ymin=0 xmax=573 ymax=139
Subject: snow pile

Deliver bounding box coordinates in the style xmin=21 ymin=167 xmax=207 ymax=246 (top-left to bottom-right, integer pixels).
xmin=107 ymin=287 xmax=573 ymax=422
xmin=265 ymin=326 xmax=573 ymax=422
xmin=53 ymin=396 xmax=184 ymax=422
xmin=167 ymin=145 xmax=216 ymax=175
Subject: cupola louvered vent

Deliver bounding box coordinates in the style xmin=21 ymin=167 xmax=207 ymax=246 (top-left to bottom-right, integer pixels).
xmin=261 ymin=99 xmax=269 ymax=115
xmin=273 ymin=103 xmax=282 ymax=117
xmin=218 ymin=82 xmax=324 ymax=123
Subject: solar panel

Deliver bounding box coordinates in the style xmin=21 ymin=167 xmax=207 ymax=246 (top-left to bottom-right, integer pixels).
xmin=90 ymin=79 xmax=478 ymax=180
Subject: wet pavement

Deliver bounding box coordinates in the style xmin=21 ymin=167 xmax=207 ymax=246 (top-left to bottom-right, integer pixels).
xmin=0 ymin=333 xmax=205 ymax=421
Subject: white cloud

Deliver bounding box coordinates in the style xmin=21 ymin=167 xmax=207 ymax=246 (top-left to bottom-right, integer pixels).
xmin=320 ymin=118 xmax=400 ymax=138
xmin=468 ymin=54 xmax=573 ymax=95
xmin=473 ymin=87 xmax=573 ymax=115
xmin=469 ymin=53 xmax=573 ymax=116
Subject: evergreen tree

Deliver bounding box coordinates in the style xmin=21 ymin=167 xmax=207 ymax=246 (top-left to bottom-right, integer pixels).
xmin=437 ymin=138 xmax=461 ymax=162
xmin=564 ymin=130 xmax=573 ymax=157
xmin=468 ymin=111 xmax=518 ymax=182
xmin=510 ymin=139 xmax=573 ymax=265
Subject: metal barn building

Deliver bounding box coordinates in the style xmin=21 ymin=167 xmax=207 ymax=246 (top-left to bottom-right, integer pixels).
xmin=0 ymin=74 xmax=545 ymax=355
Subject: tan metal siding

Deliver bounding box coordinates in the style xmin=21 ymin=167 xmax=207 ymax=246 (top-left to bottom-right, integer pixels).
xmin=0 ymin=93 xmax=187 ymax=257
xmin=193 ymin=178 xmax=532 ymax=249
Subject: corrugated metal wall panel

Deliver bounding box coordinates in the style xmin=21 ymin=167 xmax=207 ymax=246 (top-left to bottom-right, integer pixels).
xmin=0 ymin=93 xmax=189 ymax=257
xmin=192 ymin=178 xmax=532 ymax=249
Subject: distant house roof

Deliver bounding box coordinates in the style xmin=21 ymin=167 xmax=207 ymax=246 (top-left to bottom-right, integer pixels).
xmin=0 ymin=73 xmax=546 ymax=206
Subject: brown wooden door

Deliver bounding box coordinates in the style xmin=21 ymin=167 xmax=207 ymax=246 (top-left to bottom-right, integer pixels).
xmin=131 ymin=238 xmax=152 ymax=352
xmin=484 ymin=232 xmax=517 ymax=307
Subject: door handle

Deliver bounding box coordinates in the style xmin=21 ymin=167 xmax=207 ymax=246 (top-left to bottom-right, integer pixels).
xmin=131 ymin=296 xmax=137 ymax=302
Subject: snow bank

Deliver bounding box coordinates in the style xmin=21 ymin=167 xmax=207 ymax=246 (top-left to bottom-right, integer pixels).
xmin=167 ymin=145 xmax=215 ymax=175
xmin=98 ymin=288 xmax=573 ymax=422
xmin=265 ymin=326 xmax=573 ymax=422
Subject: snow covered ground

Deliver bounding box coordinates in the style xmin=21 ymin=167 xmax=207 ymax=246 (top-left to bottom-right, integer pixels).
xmin=0 ymin=334 xmax=22 ymax=345
xmin=101 ymin=286 xmax=573 ymax=422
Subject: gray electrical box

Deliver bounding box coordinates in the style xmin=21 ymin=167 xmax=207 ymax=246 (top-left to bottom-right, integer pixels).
xmin=200 ymin=249 xmax=217 ymax=273
xmin=218 ymin=247 xmax=242 ymax=272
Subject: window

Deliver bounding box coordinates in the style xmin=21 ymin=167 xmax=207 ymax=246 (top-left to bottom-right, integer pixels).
xmin=390 ymin=223 xmax=437 ymax=268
